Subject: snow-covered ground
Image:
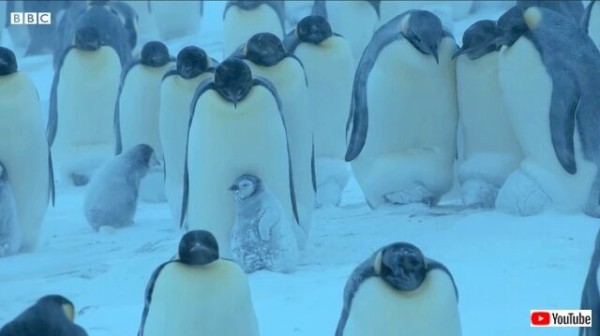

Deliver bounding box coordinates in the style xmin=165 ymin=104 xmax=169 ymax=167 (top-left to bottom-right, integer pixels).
xmin=0 ymin=2 xmax=598 ymax=335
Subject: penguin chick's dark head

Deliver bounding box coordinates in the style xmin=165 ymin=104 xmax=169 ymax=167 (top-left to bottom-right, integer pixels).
xmin=495 ymin=5 xmax=529 ymax=48
xmin=400 ymin=10 xmax=444 ymax=64
xmin=453 ymin=20 xmax=501 ymax=60
xmin=178 ymin=230 xmax=219 ymax=265
xmin=176 ymin=46 xmax=210 ymax=80
xmin=244 ymin=32 xmax=286 ymax=67
xmin=125 ymin=143 xmax=160 ymax=171
xmin=229 ymin=174 xmax=262 ymax=201
xmin=74 ymin=26 xmax=102 ymax=52
xmin=37 ymin=294 xmax=77 ymax=321
xmin=0 ymin=47 xmax=17 ymax=76
xmin=296 ymin=15 xmax=333 ymax=45
xmin=374 ymin=242 xmax=428 ymax=291
xmin=141 ymin=41 xmax=170 ymax=67
xmin=214 ymin=58 xmax=253 ymax=107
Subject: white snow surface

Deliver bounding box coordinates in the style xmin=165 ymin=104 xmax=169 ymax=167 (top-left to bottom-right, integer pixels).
xmin=0 ymin=2 xmax=598 ymax=336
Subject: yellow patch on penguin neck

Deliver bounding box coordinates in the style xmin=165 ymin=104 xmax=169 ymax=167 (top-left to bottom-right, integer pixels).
xmin=373 ymin=251 xmax=383 ymax=275
xmin=400 ymin=13 xmax=412 ymax=35
xmin=524 ymin=7 xmax=543 ymax=30
xmin=242 ymin=43 xmax=249 ymax=57
xmin=62 ymin=303 xmax=75 ymax=322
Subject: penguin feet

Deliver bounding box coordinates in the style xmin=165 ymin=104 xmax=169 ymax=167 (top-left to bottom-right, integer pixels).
xmin=460 ymin=178 xmax=499 ymax=208
xmin=384 ymin=184 xmax=435 ymax=206
xmin=495 ymin=169 xmax=551 ymax=216
xmin=71 ymin=173 xmax=90 ymax=186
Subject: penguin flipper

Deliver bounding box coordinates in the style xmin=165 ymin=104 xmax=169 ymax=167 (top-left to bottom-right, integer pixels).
xmin=283 ymin=29 xmax=301 ymax=54
xmin=582 ymin=0 xmax=597 ymax=32
xmin=311 ymin=138 xmax=317 ymax=193
xmin=426 ymin=258 xmax=459 ymax=301
xmin=48 ymin=149 xmax=56 ymax=207
xmin=550 ymin=71 xmax=580 ymax=175
xmin=138 ymin=260 xmax=178 ymax=336
xmin=47 ymin=46 xmax=73 ymax=146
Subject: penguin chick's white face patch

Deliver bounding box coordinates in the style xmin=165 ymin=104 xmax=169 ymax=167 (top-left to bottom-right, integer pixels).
xmin=400 ymin=13 xmax=411 ymax=35
xmin=524 ymin=7 xmax=543 ymax=30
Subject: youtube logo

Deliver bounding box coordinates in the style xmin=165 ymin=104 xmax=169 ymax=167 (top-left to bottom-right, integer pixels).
xmin=531 ymin=311 xmax=551 ymax=326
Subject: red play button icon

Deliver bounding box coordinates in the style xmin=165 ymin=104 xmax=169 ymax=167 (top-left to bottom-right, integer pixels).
xmin=531 ymin=311 xmax=551 ymax=326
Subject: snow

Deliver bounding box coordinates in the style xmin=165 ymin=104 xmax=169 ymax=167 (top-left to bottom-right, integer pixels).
xmin=0 ymin=2 xmax=598 ymax=336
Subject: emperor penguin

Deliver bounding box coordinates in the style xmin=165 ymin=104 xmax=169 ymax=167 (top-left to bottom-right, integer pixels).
xmin=580 ymin=228 xmax=600 ymax=336
xmin=583 ymin=0 xmax=600 ymax=50
xmin=138 ymin=230 xmax=260 ymax=336
xmin=0 ymin=295 xmax=88 ymax=336
xmin=159 ymin=46 xmax=217 ymax=226
xmin=494 ymin=6 xmax=600 ymax=217
xmin=0 ymin=161 xmax=20 ymax=257
xmin=115 ymin=41 xmax=174 ymax=203
xmin=84 ymin=144 xmax=160 ymax=231
xmin=0 ymin=47 xmax=54 ymax=252
xmin=284 ymin=15 xmax=354 ymax=208
xmin=345 ymin=10 xmax=459 ymax=209
xmin=54 ymin=1 xmax=132 ymax=71
xmin=150 ymin=1 xmax=203 ymax=41
xmin=454 ymin=20 xmax=523 ymax=208
xmin=49 ymin=26 xmax=121 ymax=187
xmin=312 ymin=0 xmax=380 ymax=65
xmin=232 ymin=32 xmax=315 ymax=234
xmin=335 ymin=242 xmax=461 ymax=336
xmin=181 ymin=58 xmax=299 ymax=258
xmin=222 ymin=1 xmax=285 ymax=58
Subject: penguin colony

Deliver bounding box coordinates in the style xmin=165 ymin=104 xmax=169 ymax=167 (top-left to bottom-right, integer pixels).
xmin=2 ymin=1 xmax=600 ymax=335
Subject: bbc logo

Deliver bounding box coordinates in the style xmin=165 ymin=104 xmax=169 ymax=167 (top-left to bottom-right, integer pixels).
xmin=10 ymin=12 xmax=52 ymax=25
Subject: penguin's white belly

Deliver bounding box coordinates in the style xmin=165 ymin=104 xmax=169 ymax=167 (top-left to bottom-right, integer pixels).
xmin=345 ymin=271 xmax=462 ymax=336
xmin=326 ymin=1 xmax=378 ymax=64
xmin=187 ymin=87 xmax=293 ymax=257
xmin=222 ymin=5 xmax=283 ymax=57
xmin=351 ymin=39 xmax=458 ymax=206
xmin=0 ymin=73 xmax=49 ymax=250
xmin=456 ymin=52 xmax=522 ymax=183
xmin=143 ymin=261 xmax=260 ymax=336
xmin=152 ymin=1 xmax=201 ymax=40
xmin=248 ymin=60 xmax=314 ymax=233
xmin=159 ymin=73 xmax=211 ymax=225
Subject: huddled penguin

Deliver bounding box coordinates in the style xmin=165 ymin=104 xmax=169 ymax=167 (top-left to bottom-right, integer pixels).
xmin=335 ymin=242 xmax=461 ymax=336
xmin=345 ymin=10 xmax=459 ymax=209
xmin=84 ymin=144 xmax=159 ymax=231
xmin=115 ymin=40 xmax=174 ymax=203
xmin=454 ymin=20 xmax=523 ymax=208
xmin=494 ymin=5 xmax=600 ymax=216
xmin=583 ymin=0 xmax=600 ymax=50
xmin=284 ymin=15 xmax=354 ymax=207
xmin=160 ymin=46 xmax=217 ymax=226
xmin=232 ymin=32 xmax=315 ymax=234
xmin=0 ymin=47 xmax=54 ymax=253
xmin=181 ymin=58 xmax=299 ymax=258
xmin=138 ymin=230 xmax=260 ymax=336
xmin=0 ymin=161 xmax=20 ymax=257
xmin=222 ymin=1 xmax=285 ymax=57
xmin=54 ymin=0 xmax=133 ymax=71
xmin=312 ymin=0 xmax=380 ymax=65
xmin=580 ymin=229 xmax=600 ymax=336
xmin=0 ymin=295 xmax=88 ymax=336
xmin=150 ymin=1 xmax=203 ymax=40
xmin=230 ymin=174 xmax=303 ymax=273
xmin=49 ymin=26 xmax=121 ymax=187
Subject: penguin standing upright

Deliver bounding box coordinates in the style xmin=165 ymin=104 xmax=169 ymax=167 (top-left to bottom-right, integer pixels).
xmin=138 ymin=230 xmax=260 ymax=336
xmin=0 ymin=47 xmax=53 ymax=253
xmin=150 ymin=1 xmax=203 ymax=41
xmin=115 ymin=41 xmax=174 ymax=203
xmin=345 ymin=10 xmax=459 ymax=209
xmin=222 ymin=1 xmax=285 ymax=58
xmin=284 ymin=15 xmax=354 ymax=207
xmin=232 ymin=32 xmax=315 ymax=234
xmin=312 ymin=0 xmax=380 ymax=65
xmin=49 ymin=26 xmax=121 ymax=187
xmin=181 ymin=58 xmax=299 ymax=257
xmin=454 ymin=20 xmax=523 ymax=208
xmin=494 ymin=6 xmax=600 ymax=217
xmin=160 ymin=46 xmax=216 ymax=225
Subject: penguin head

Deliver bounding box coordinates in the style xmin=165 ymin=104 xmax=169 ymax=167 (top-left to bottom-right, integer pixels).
xmin=494 ymin=5 xmax=529 ymax=48
xmin=36 ymin=295 xmax=76 ymax=322
xmin=401 ymin=10 xmax=443 ymax=64
xmin=140 ymin=41 xmax=170 ymax=67
xmin=374 ymin=242 xmax=427 ymax=291
xmin=176 ymin=46 xmax=210 ymax=80
xmin=126 ymin=144 xmax=161 ymax=172
xmin=296 ymin=15 xmax=333 ymax=45
xmin=178 ymin=230 xmax=219 ymax=265
xmin=229 ymin=174 xmax=262 ymax=200
xmin=214 ymin=58 xmax=253 ymax=107
xmin=231 ymin=0 xmax=262 ymax=11
xmin=74 ymin=27 xmax=102 ymax=51
xmin=0 ymin=47 xmax=17 ymax=76
xmin=453 ymin=20 xmax=501 ymax=60
xmin=244 ymin=33 xmax=286 ymax=67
